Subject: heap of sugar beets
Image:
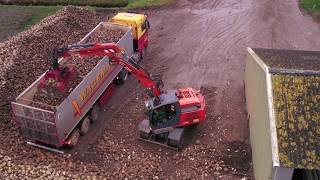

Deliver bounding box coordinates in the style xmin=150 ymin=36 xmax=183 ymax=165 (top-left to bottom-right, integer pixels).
xmin=0 ymin=6 xmax=163 ymax=179
xmin=0 ymin=6 xmax=101 ymax=120
xmin=0 ymin=6 xmax=253 ymax=179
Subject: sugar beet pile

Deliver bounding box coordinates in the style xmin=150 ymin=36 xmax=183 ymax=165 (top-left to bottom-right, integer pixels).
xmin=0 ymin=6 xmax=252 ymax=179
xmin=0 ymin=6 xmax=102 ymax=119
xmin=0 ymin=6 xmax=106 ymax=179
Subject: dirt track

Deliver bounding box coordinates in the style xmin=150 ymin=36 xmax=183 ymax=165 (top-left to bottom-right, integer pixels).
xmin=141 ymin=0 xmax=320 ymax=177
xmin=1 ymin=0 xmax=320 ymax=179
xmin=78 ymin=0 xmax=320 ymax=178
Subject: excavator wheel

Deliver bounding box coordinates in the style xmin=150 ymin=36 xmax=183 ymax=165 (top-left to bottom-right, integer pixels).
xmin=168 ymin=138 xmax=183 ymax=149
xmin=68 ymin=129 xmax=80 ymax=148
xmin=168 ymin=128 xmax=185 ymax=149
xmin=80 ymin=116 xmax=91 ymax=135
xmin=90 ymin=104 xmax=100 ymax=123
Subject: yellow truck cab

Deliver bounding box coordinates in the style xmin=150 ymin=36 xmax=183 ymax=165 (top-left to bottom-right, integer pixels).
xmin=112 ymin=12 xmax=150 ymax=58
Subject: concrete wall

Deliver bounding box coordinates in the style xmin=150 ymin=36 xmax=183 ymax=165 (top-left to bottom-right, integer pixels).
xmin=245 ymin=48 xmax=274 ymax=180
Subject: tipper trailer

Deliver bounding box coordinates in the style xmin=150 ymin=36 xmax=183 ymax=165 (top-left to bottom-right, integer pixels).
xmin=11 ymin=13 xmax=150 ymax=151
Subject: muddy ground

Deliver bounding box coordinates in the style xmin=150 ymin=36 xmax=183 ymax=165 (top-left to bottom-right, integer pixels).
xmin=1 ymin=0 xmax=320 ymax=179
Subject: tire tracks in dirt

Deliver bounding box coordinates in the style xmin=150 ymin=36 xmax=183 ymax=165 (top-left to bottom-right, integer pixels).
xmin=2 ymin=0 xmax=320 ymax=179
xmin=138 ymin=0 xmax=320 ymax=178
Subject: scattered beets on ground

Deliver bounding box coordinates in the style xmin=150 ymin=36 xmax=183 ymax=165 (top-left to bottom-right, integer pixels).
xmin=0 ymin=6 xmax=106 ymax=178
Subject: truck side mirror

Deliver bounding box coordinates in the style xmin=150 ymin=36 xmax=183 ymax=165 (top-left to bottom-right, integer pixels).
xmin=146 ymin=20 xmax=150 ymax=29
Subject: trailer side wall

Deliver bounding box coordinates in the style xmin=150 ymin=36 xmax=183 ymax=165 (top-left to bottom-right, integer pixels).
xmin=56 ymin=24 xmax=133 ymax=142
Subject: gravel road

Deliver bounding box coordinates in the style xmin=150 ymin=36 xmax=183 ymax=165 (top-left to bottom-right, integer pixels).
xmin=1 ymin=0 xmax=320 ymax=179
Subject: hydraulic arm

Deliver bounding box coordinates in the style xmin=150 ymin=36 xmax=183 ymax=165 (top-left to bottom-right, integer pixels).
xmin=51 ymin=43 xmax=163 ymax=97
xmin=45 ymin=43 xmax=206 ymax=150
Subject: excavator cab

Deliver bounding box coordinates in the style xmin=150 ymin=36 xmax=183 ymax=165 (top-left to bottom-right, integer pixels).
xmin=150 ymin=103 xmax=180 ymax=129
xmin=140 ymin=97 xmax=186 ymax=148
xmin=139 ymin=88 xmax=205 ymax=149
xmin=143 ymin=90 xmax=181 ymax=130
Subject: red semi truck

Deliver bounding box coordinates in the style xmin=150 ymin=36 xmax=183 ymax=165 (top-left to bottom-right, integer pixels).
xmin=11 ymin=12 xmax=150 ymax=152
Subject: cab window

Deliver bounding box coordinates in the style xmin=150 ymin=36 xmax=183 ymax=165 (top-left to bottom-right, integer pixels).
xmin=152 ymin=104 xmax=176 ymax=127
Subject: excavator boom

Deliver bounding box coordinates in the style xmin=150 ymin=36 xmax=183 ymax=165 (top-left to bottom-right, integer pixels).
xmin=52 ymin=43 xmax=163 ymax=97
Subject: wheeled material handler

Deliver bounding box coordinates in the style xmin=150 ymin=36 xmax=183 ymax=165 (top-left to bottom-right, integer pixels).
xmin=50 ymin=43 xmax=206 ymax=149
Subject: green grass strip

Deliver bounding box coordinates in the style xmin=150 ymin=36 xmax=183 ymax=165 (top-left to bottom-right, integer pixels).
xmin=300 ymin=0 xmax=320 ymax=12
xmin=23 ymin=6 xmax=62 ymax=29
xmin=126 ymin=0 xmax=172 ymax=8
xmin=0 ymin=0 xmax=128 ymax=7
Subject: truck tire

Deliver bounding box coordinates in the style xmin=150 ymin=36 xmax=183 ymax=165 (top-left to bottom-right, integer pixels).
xmin=80 ymin=116 xmax=90 ymax=135
xmin=68 ymin=129 xmax=80 ymax=148
xmin=114 ymin=69 xmax=128 ymax=85
xmin=121 ymin=70 xmax=128 ymax=82
xmin=90 ymin=104 xmax=100 ymax=123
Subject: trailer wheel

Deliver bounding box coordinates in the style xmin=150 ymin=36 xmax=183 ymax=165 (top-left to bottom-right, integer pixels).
xmin=68 ymin=129 xmax=80 ymax=148
xmin=90 ymin=104 xmax=100 ymax=123
xmin=80 ymin=116 xmax=90 ymax=135
xmin=114 ymin=69 xmax=128 ymax=85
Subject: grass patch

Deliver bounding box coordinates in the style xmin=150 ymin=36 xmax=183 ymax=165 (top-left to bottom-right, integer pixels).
xmin=0 ymin=0 xmax=174 ymax=41
xmin=300 ymin=0 xmax=320 ymax=19
xmin=300 ymin=0 xmax=320 ymax=12
xmin=0 ymin=0 xmax=174 ymax=8
xmin=21 ymin=6 xmax=62 ymax=29
xmin=0 ymin=5 xmax=61 ymax=41
xmin=126 ymin=0 xmax=172 ymax=8
xmin=0 ymin=0 xmax=128 ymax=7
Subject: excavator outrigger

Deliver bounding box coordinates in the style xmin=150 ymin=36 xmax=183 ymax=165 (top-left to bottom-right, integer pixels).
xmin=44 ymin=43 xmax=206 ymax=149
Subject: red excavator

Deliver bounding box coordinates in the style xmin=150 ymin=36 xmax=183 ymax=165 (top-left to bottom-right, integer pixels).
xmin=43 ymin=43 xmax=206 ymax=149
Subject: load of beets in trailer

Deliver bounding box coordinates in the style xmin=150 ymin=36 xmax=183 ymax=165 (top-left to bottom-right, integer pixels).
xmin=11 ymin=20 xmax=142 ymax=151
